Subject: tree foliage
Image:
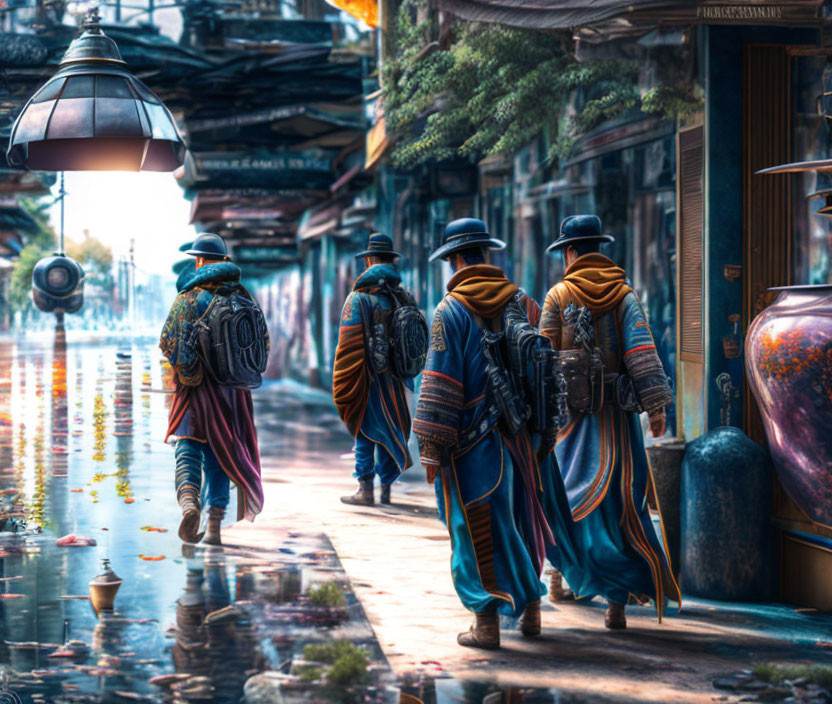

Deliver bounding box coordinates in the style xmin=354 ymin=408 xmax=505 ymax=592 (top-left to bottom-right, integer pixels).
xmin=8 ymin=197 xmax=58 ymax=315
xmin=67 ymin=231 xmax=113 ymax=275
xmin=382 ymin=0 xmax=702 ymax=167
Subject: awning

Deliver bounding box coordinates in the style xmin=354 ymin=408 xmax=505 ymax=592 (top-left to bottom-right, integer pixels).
xmin=176 ymin=149 xmax=338 ymax=191
xmin=298 ymin=200 xmax=345 ymax=240
xmin=365 ymin=116 xmax=391 ymax=170
xmin=328 ymin=0 xmax=378 ymax=28
xmin=438 ymin=0 xmax=823 ymax=33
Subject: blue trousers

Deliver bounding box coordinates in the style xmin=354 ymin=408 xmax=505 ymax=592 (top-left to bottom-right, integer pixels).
xmin=354 ymin=432 xmax=400 ymax=486
xmin=175 ymin=438 xmax=230 ymax=510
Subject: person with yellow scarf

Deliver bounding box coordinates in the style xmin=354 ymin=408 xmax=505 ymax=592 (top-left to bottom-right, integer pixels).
xmin=540 ymin=215 xmax=680 ymax=630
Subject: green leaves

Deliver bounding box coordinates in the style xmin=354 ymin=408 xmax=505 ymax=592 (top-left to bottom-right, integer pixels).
xmin=382 ymin=0 xmax=700 ymax=167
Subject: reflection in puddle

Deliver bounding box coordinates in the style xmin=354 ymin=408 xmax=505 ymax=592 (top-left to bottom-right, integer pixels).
xmin=0 ymin=334 xmax=400 ymax=703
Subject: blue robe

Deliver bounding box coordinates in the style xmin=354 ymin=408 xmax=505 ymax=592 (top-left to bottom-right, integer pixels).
xmin=541 ymin=258 xmax=680 ymax=618
xmin=414 ymin=265 xmax=583 ymax=617
xmin=332 ymin=264 xmax=412 ymax=475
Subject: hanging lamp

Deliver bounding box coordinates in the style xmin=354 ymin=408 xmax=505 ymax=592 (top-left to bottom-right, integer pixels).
xmin=7 ymin=8 xmax=185 ymax=172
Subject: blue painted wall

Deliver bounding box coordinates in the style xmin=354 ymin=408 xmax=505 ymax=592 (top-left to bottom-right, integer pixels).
xmin=703 ymin=25 xmax=819 ymax=432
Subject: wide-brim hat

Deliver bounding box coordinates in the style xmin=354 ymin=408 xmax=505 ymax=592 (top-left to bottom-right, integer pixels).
xmin=355 ymin=232 xmax=402 ymax=260
xmin=429 ymin=217 xmax=506 ymax=262
xmin=545 ymin=214 xmax=614 ymax=253
xmin=186 ymin=232 xmax=228 ymax=259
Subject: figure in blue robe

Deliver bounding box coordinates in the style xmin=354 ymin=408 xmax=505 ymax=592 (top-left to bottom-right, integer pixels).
xmin=540 ymin=215 xmax=680 ymax=629
xmin=414 ymin=218 xmax=585 ymax=649
xmin=333 ymin=234 xmax=413 ymax=506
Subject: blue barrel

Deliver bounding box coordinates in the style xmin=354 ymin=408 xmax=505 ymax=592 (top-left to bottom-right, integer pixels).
xmin=680 ymin=426 xmax=773 ymax=600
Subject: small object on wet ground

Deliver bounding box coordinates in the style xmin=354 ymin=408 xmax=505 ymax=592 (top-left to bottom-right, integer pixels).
xmin=59 ymin=595 xmax=90 ymax=600
xmin=47 ymin=640 xmax=90 ymax=660
xmin=138 ymin=554 xmax=165 ymax=561
xmin=70 ymin=488 xmax=83 ymax=493
xmin=89 ymin=558 xmax=122 ymax=614
xmin=149 ymin=673 xmax=191 ymax=687
xmin=57 ymin=534 xmax=97 ymax=547
xmin=0 ymin=593 xmax=24 ymax=599
xmin=140 ymin=526 xmax=167 ymax=533
xmin=204 ymin=604 xmax=242 ymax=624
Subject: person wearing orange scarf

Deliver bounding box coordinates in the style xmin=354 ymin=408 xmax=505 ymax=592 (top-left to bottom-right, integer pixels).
xmin=332 ymin=233 xmax=413 ymax=506
xmin=540 ymin=215 xmax=679 ymax=630
xmin=414 ymin=219 xmax=585 ymax=650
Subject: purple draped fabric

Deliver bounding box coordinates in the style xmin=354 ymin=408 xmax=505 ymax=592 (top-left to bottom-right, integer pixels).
xmin=167 ymin=375 xmax=264 ymax=521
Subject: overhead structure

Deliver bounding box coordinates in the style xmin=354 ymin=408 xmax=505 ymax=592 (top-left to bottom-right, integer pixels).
xmin=7 ymin=8 xmax=185 ymax=172
xmin=437 ymin=0 xmax=824 ymax=39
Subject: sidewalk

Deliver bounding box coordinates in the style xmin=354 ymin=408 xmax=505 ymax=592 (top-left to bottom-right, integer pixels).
xmin=227 ymin=384 xmax=832 ymax=703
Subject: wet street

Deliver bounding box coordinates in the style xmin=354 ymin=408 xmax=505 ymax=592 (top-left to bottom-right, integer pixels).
xmin=0 ymin=330 xmax=393 ymax=704
xmin=0 ymin=330 xmax=830 ymax=704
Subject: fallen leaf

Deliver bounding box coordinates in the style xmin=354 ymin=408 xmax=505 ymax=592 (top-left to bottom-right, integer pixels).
xmin=124 ymin=498 xmax=135 ymax=504
xmin=138 ymin=554 xmax=165 ymax=561
xmin=70 ymin=489 xmax=83 ymax=493
xmin=140 ymin=526 xmax=167 ymax=533
xmin=1 ymin=594 xmax=24 ymax=599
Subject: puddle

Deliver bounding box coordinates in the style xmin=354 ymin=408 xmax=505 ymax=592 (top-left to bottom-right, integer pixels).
xmin=0 ymin=333 xmax=397 ymax=704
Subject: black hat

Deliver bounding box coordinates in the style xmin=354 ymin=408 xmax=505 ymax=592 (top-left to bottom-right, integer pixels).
xmin=545 ymin=214 xmax=614 ymax=253
xmin=186 ymin=233 xmax=228 ymax=260
xmin=428 ymin=218 xmax=506 ymax=262
xmin=354 ymin=232 xmax=402 ymax=260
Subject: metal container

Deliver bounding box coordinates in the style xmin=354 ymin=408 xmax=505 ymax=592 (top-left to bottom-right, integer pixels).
xmin=89 ymin=558 xmax=122 ymax=614
xmin=681 ymin=426 xmax=773 ymax=600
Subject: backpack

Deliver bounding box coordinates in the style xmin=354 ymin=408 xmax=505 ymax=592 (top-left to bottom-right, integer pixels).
xmin=361 ymin=282 xmax=428 ymax=380
xmin=195 ymin=285 xmax=270 ymax=389
xmin=479 ymin=292 xmax=567 ymax=449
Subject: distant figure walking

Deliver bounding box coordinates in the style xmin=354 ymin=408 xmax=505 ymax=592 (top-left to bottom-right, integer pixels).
xmin=160 ymin=233 xmax=268 ymax=546
xmin=332 ymin=233 xmax=426 ymax=506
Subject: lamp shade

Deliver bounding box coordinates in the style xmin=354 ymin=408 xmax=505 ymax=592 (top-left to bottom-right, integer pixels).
xmin=7 ymin=10 xmax=185 ymax=172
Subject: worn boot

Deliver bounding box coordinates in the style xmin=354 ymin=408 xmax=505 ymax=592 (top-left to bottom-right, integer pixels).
xmin=518 ymin=600 xmax=541 ymax=637
xmin=340 ymin=477 xmax=374 ymax=506
xmin=380 ymin=483 xmax=391 ymax=505
xmin=457 ymin=611 xmax=500 ymax=649
xmin=177 ymin=486 xmax=201 ymax=544
xmin=605 ymin=601 xmax=627 ymax=630
xmin=202 ymin=506 xmax=224 ymax=546
xmin=546 ymin=568 xmax=571 ymax=602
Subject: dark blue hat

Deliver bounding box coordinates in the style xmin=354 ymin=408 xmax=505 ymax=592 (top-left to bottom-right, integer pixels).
xmin=545 ymin=214 xmax=614 ymax=253
xmin=428 ymin=218 xmax=506 ymax=262
xmin=354 ymin=232 xmax=402 ymax=260
xmin=186 ymin=233 xmax=228 ymax=259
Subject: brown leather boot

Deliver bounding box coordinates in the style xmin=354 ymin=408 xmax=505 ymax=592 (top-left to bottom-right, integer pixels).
xmin=457 ymin=611 xmax=500 ymax=649
xmin=605 ymin=601 xmax=626 ymax=630
xmin=340 ymin=478 xmax=374 ymax=506
xmin=177 ymin=486 xmax=200 ymax=544
xmin=202 ymin=506 xmax=224 ymax=546
xmin=518 ymin=600 xmax=541 ymax=637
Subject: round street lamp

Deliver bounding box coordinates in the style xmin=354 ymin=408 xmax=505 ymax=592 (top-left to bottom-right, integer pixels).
xmin=6 ymin=7 xmax=186 ymax=172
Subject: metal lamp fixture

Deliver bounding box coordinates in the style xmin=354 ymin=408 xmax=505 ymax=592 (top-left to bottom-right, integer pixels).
xmin=31 ymin=173 xmax=85 ymax=317
xmin=7 ymin=8 xmax=185 ymax=172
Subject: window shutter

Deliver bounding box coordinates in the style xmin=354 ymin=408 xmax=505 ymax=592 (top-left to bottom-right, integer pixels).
xmin=678 ymin=125 xmax=704 ymax=362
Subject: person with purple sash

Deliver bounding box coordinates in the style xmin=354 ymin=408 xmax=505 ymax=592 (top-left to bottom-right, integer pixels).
xmin=160 ymin=233 xmax=265 ymax=546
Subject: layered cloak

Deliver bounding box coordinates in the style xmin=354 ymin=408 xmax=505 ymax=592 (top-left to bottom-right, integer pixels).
xmin=414 ymin=265 xmax=583 ymax=617
xmin=540 ymin=253 xmax=679 ymax=618
xmin=160 ymin=262 xmax=265 ymax=521
xmin=332 ymin=264 xmax=412 ymax=473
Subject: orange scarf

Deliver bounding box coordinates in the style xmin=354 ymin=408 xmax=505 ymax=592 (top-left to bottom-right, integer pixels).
xmin=447 ymin=265 xmax=519 ymax=319
xmin=560 ymin=254 xmax=632 ymax=315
